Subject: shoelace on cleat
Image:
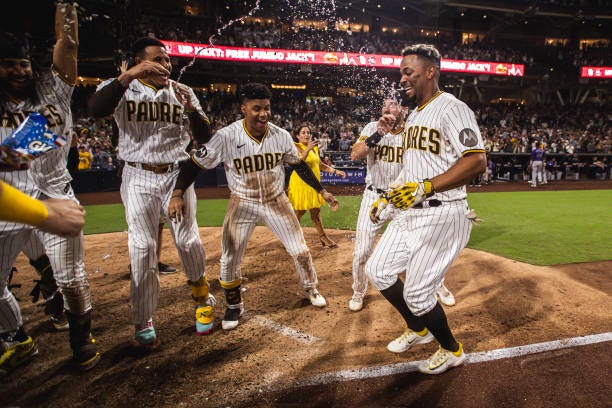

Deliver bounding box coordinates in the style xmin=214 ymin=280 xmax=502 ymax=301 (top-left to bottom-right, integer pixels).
xmin=429 ymin=348 xmax=449 ymax=368
xmin=397 ymin=330 xmax=415 ymax=343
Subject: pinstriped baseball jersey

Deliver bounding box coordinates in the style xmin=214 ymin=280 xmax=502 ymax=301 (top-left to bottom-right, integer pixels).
xmin=97 ymin=78 xmax=203 ymax=164
xmin=351 ymin=123 xmax=405 ymax=298
xmin=358 ymin=121 xmax=406 ymax=190
xmin=0 ymin=68 xmax=74 ymax=227
xmin=192 ymin=119 xmax=301 ymax=203
xmin=400 ymin=91 xmax=485 ymax=202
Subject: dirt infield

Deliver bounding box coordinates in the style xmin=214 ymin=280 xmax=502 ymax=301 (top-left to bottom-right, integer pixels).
xmin=1 ymin=180 xmax=611 ymax=407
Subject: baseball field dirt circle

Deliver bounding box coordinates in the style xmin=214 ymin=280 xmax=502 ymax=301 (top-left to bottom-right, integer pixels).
xmin=2 ymin=180 xmax=610 ymax=407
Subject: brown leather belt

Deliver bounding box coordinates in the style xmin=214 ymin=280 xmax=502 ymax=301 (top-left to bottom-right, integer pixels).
xmin=127 ymin=161 xmax=175 ymax=174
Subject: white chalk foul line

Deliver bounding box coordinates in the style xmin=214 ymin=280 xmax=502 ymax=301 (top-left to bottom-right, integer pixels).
xmin=294 ymin=332 xmax=612 ymax=387
xmin=251 ymin=315 xmax=323 ymax=345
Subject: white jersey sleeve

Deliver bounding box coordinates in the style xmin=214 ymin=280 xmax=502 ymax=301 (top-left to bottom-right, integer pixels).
xmin=441 ymin=100 xmax=485 ymax=156
xmin=192 ymin=129 xmax=226 ymax=169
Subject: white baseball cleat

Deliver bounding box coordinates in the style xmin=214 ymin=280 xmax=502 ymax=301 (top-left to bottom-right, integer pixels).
xmin=348 ymin=293 xmax=364 ymax=312
xmin=221 ymin=305 xmax=244 ymax=331
xmin=436 ymin=285 xmax=456 ymax=306
xmin=387 ymin=328 xmax=434 ymax=353
xmin=418 ymin=343 xmax=466 ymax=375
xmin=307 ymin=288 xmax=327 ymax=307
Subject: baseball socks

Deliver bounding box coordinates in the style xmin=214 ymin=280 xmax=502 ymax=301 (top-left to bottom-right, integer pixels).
xmin=29 ymin=254 xmax=69 ymax=331
xmin=189 ymin=276 xmax=215 ymax=335
xmin=380 ymin=280 xmax=434 ymax=352
xmin=66 ymin=311 xmax=100 ymax=371
xmin=220 ymin=279 xmax=243 ymax=331
xmin=380 ymin=280 xmax=426 ymax=332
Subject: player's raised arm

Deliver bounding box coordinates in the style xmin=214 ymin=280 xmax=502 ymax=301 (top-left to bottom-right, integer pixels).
xmin=89 ymin=38 xmax=171 ymax=117
xmin=53 ymin=2 xmax=78 ymax=85
xmin=174 ymin=83 xmax=212 ymax=144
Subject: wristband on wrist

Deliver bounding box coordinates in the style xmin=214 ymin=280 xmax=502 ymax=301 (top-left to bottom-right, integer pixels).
xmin=0 ymin=182 xmax=48 ymax=225
xmin=422 ymin=179 xmax=436 ymax=197
xmin=365 ymin=131 xmax=383 ymax=148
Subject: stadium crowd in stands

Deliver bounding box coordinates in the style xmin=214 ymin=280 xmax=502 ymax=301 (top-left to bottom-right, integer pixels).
xmin=69 ymin=3 xmax=609 ymax=182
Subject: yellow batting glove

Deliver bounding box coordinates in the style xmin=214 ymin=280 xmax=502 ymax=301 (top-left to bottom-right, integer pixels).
xmin=369 ymin=194 xmax=389 ymax=223
xmin=388 ymin=180 xmax=435 ymax=210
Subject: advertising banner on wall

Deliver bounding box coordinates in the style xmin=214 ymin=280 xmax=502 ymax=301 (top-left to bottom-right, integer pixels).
xmin=162 ymin=41 xmax=525 ymax=77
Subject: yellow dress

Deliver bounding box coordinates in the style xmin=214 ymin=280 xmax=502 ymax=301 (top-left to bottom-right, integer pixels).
xmin=288 ymin=143 xmax=325 ymax=211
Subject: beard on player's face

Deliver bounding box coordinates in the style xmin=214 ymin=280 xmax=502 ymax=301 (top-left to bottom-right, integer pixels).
xmin=0 ymin=59 xmax=35 ymax=99
xmin=0 ymin=77 xmax=35 ymax=99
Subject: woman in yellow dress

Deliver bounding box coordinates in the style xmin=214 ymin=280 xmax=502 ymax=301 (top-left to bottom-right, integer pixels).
xmin=288 ymin=124 xmax=346 ymax=248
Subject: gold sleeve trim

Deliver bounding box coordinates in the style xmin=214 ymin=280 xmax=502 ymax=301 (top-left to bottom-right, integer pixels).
xmin=52 ymin=66 xmax=76 ymax=86
xmin=461 ymin=149 xmax=486 ymax=156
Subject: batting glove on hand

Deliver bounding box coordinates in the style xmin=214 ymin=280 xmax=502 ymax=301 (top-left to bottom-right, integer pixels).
xmin=388 ymin=180 xmax=435 ymax=210
xmin=369 ymin=194 xmax=390 ymax=224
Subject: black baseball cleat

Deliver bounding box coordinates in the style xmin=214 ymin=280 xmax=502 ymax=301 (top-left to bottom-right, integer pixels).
xmin=0 ymin=336 xmax=39 ymax=376
xmin=73 ymin=334 xmax=100 ymax=371
xmin=158 ymin=262 xmax=177 ymax=274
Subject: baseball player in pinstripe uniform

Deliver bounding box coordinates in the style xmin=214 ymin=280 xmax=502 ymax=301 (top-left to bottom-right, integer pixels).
xmin=12 ymin=234 xmax=69 ymax=331
xmin=366 ymin=44 xmax=486 ymax=374
xmin=0 ymin=3 xmax=100 ymax=373
xmin=88 ymin=37 xmax=214 ymax=344
xmin=350 ymin=99 xmax=457 ymax=312
xmin=170 ymin=83 xmax=338 ymax=331
xmin=348 ymin=98 xmax=407 ymax=312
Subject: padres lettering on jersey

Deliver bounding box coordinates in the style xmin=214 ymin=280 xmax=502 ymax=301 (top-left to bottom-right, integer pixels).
xmin=97 ymin=78 xmax=198 ymax=164
xmin=0 ymin=68 xmax=74 ymax=202
xmin=401 ymin=91 xmax=485 ymax=202
xmin=125 ymin=100 xmax=183 ymax=124
xmin=359 ymin=121 xmax=406 ymax=190
xmin=192 ymin=119 xmax=300 ymax=203
xmin=1 ymin=104 xmax=65 ymax=128
xmin=233 ymin=153 xmax=283 ymax=175
xmin=402 ymin=125 xmax=441 ymax=155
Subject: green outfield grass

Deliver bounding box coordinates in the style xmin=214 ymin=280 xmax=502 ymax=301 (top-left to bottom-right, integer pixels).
xmin=84 ymin=190 xmax=611 ymax=265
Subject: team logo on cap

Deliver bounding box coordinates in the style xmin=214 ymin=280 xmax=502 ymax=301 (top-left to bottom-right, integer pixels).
xmin=458 ymin=128 xmax=478 ymax=147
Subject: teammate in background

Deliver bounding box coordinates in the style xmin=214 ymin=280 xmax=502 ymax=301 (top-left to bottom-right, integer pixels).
xmin=529 ymin=142 xmax=546 ymax=187
xmin=88 ymin=37 xmax=214 ymax=344
xmin=348 ymin=98 xmax=407 ymax=312
xmin=0 ymin=3 xmax=100 ymax=373
xmin=169 ymin=83 xmax=339 ymax=331
xmin=366 ymin=44 xmax=486 ymax=374
xmin=288 ymin=124 xmax=346 ymax=248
